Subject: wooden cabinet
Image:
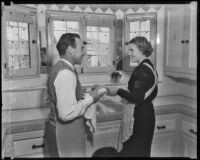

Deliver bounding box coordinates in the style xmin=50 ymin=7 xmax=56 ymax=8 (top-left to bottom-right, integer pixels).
xmin=151 ymin=113 xmax=179 ymax=157
xmin=151 ymin=132 xmax=176 ymax=157
xmin=180 ymin=115 xmax=197 ymax=158
xmin=8 ymin=130 xmax=45 ymax=158
xmin=164 ymin=3 xmax=197 ymax=80
xmin=2 ymin=4 xmax=40 ymax=79
xmin=85 ymin=120 xmax=120 ymax=157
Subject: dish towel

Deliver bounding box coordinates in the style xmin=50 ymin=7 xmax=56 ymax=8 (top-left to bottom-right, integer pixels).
xmin=84 ymin=103 xmax=96 ymax=133
xmin=117 ymin=62 xmax=158 ymax=152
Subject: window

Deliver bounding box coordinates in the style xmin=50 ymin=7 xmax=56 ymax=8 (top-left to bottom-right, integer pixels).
xmin=2 ymin=4 xmax=39 ymax=78
xmin=46 ymin=11 xmax=115 ymax=73
xmin=124 ymin=13 xmax=157 ymax=71
xmin=46 ymin=11 xmax=84 ymax=72
xmin=83 ymin=13 xmax=115 ymax=73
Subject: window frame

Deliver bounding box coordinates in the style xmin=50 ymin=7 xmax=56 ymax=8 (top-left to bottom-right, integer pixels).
xmin=83 ymin=13 xmax=115 ymax=73
xmin=46 ymin=10 xmax=115 ymax=73
xmin=2 ymin=4 xmax=39 ymax=79
xmin=46 ymin=10 xmax=84 ymax=73
xmin=123 ymin=12 xmax=157 ymax=72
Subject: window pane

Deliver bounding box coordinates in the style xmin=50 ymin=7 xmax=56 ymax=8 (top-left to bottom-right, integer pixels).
xmin=19 ymin=27 xmax=29 ymax=41
xmin=99 ymin=32 xmax=109 ymax=43
xmin=141 ymin=20 xmax=150 ymax=31
xmin=87 ymin=26 xmax=98 ymax=32
xmin=6 ymin=21 xmax=30 ymax=69
xmin=66 ymin=28 xmax=79 ymax=34
xmin=12 ymin=41 xmax=20 ymax=55
xmin=140 ymin=31 xmax=150 ymax=41
xmin=130 ymin=21 xmax=140 ymax=32
xmin=130 ymin=32 xmax=139 ymax=40
xmin=19 ymin=41 xmax=29 ymax=55
xmin=9 ymin=55 xmax=20 ymax=69
xmin=86 ymin=44 xmax=98 ymax=55
xmin=99 ymin=55 xmax=110 ymax=67
xmin=87 ymin=32 xmax=98 ymax=43
xmin=7 ymin=26 xmax=13 ymax=40
xmin=9 ymin=21 xmax=18 ymax=27
xmin=53 ymin=21 xmax=66 ymax=30
xmin=86 ymin=56 xmax=98 ymax=67
xmin=100 ymin=27 xmax=109 ymax=32
xmin=67 ymin=21 xmax=79 ymax=30
xmin=54 ymin=30 xmax=66 ymax=42
xmin=98 ymin=44 xmax=109 ymax=55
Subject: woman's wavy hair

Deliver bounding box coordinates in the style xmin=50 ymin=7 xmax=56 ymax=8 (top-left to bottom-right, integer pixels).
xmin=126 ymin=36 xmax=153 ymax=57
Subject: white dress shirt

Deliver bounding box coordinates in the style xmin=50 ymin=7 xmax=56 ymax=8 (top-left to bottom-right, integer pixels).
xmin=54 ymin=58 xmax=94 ymax=121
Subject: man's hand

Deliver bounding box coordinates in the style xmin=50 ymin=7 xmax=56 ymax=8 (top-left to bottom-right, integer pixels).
xmin=106 ymin=87 xmax=118 ymax=96
xmin=90 ymin=89 xmax=105 ymax=103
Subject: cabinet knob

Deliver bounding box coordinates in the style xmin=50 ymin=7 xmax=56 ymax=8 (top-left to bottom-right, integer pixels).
xmin=181 ymin=40 xmax=185 ymax=43
xmin=157 ymin=125 xmax=166 ymax=130
xmin=189 ymin=129 xmax=197 ymax=135
xmin=185 ymin=40 xmax=189 ymax=43
xmin=32 ymin=143 xmax=44 ymax=149
xmin=32 ymin=40 xmax=37 ymax=44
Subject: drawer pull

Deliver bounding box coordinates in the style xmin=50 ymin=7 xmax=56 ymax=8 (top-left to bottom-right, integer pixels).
xmin=32 ymin=143 xmax=44 ymax=149
xmin=157 ymin=125 xmax=166 ymax=130
xmin=189 ymin=129 xmax=197 ymax=135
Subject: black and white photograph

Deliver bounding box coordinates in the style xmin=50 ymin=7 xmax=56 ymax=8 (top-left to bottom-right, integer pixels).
xmin=1 ymin=1 xmax=197 ymax=158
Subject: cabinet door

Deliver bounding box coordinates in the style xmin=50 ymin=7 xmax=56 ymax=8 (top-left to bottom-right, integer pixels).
xmin=151 ymin=133 xmax=176 ymax=157
xmin=165 ymin=5 xmax=185 ymax=69
xmin=188 ymin=2 xmax=197 ymax=70
xmin=180 ymin=114 xmax=197 ymax=158
xmin=181 ymin=133 xmax=197 ymax=158
xmin=85 ymin=121 xmax=120 ymax=157
xmin=164 ymin=4 xmax=197 ymax=78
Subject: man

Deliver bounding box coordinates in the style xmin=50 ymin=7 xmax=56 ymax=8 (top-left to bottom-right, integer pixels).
xmin=45 ymin=33 xmax=104 ymax=157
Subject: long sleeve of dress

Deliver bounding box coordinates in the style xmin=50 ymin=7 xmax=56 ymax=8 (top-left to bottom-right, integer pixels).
xmin=117 ymin=64 xmax=155 ymax=104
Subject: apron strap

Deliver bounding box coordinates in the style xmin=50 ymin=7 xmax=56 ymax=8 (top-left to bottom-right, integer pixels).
xmin=143 ymin=63 xmax=158 ymax=100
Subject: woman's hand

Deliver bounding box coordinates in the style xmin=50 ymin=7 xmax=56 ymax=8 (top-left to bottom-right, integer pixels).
xmin=106 ymin=87 xmax=118 ymax=96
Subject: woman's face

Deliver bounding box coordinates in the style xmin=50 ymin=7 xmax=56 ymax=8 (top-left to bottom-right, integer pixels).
xmin=127 ymin=43 xmax=143 ymax=63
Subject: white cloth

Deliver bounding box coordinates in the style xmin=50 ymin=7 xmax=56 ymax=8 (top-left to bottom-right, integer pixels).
xmin=54 ymin=58 xmax=94 ymax=121
xmin=84 ymin=103 xmax=97 ymax=133
xmin=117 ymin=62 xmax=158 ymax=152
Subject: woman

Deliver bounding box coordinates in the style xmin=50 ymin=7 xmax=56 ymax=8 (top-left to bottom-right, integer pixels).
xmin=107 ymin=36 xmax=158 ymax=157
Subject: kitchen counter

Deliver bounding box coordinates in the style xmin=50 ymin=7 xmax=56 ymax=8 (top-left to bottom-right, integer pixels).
xmin=2 ymin=95 xmax=197 ymax=141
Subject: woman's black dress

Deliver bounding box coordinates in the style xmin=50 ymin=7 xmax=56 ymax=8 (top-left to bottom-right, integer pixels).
xmin=117 ymin=59 xmax=158 ymax=157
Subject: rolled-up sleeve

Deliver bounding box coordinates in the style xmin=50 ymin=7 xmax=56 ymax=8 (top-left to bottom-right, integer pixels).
xmin=54 ymin=70 xmax=94 ymax=121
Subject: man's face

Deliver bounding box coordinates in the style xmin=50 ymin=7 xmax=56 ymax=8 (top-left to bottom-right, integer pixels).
xmin=71 ymin=38 xmax=86 ymax=65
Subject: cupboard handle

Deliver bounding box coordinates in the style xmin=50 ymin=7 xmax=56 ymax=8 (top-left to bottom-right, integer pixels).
xmin=189 ymin=129 xmax=197 ymax=135
xmin=32 ymin=40 xmax=37 ymax=44
xmin=32 ymin=143 xmax=44 ymax=149
xmin=181 ymin=40 xmax=185 ymax=43
xmin=185 ymin=40 xmax=189 ymax=43
xmin=4 ymin=63 xmax=8 ymax=69
xmin=157 ymin=125 xmax=166 ymax=130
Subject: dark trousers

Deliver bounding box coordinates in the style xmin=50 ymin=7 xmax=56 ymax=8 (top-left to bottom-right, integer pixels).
xmin=120 ymin=103 xmax=155 ymax=157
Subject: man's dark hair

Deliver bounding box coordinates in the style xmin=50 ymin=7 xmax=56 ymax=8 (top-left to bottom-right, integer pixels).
xmin=56 ymin=33 xmax=80 ymax=56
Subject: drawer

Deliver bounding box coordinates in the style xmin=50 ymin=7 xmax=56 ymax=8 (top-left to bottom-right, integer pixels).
xmin=17 ymin=152 xmax=44 ymax=158
xmin=154 ymin=119 xmax=176 ymax=133
xmin=14 ymin=137 xmax=44 ymax=156
xmin=181 ymin=120 xmax=197 ymax=138
xmin=95 ymin=123 xmax=120 ymax=135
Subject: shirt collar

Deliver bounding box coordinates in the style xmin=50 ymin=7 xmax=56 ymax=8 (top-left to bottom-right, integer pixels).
xmin=60 ymin=58 xmax=74 ymax=71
